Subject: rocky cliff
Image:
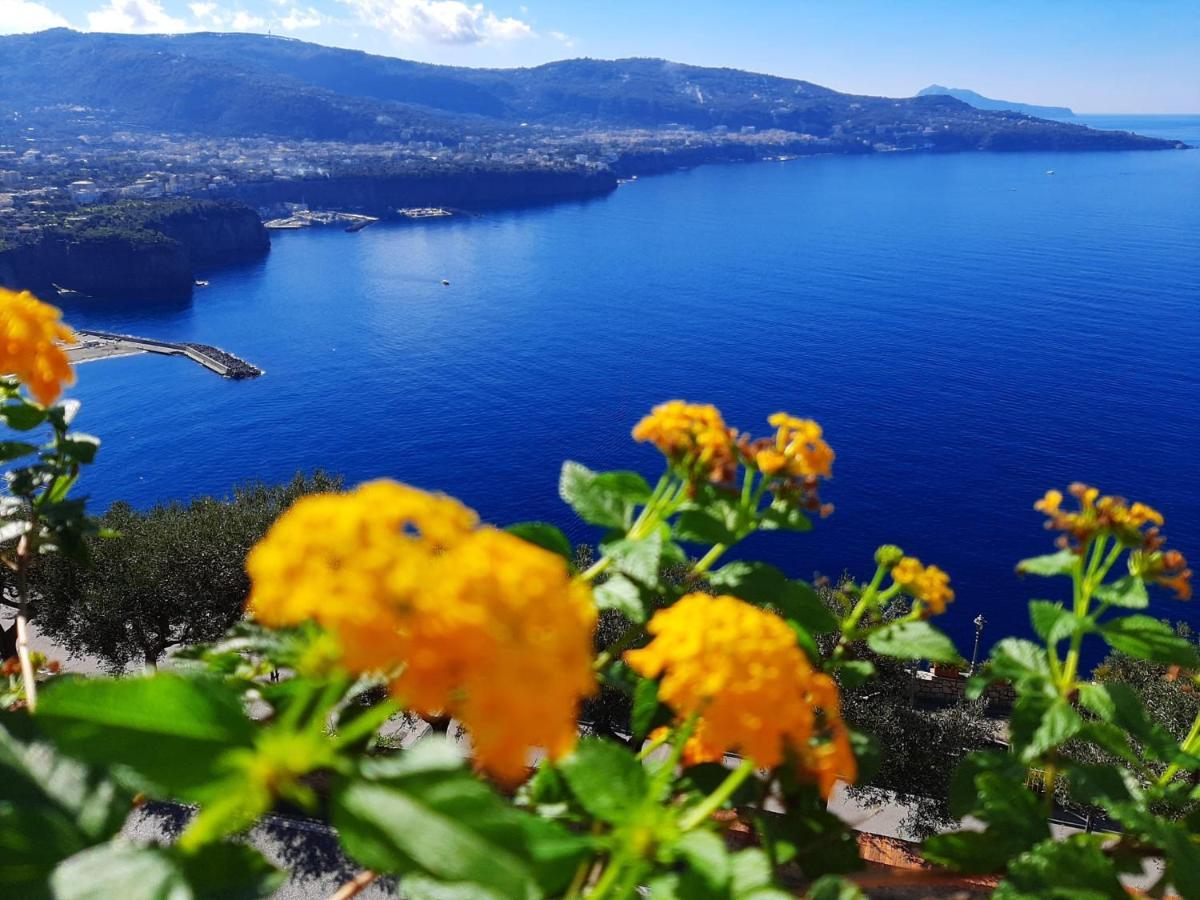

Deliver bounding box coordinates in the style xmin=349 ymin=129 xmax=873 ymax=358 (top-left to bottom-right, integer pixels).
xmin=0 ymin=200 xmax=269 ymax=299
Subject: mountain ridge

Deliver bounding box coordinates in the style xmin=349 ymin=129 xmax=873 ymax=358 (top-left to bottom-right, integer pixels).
xmin=0 ymin=29 xmax=1181 ymax=152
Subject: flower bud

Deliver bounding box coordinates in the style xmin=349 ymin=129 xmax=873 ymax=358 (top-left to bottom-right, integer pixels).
xmin=875 ymin=545 xmax=904 ymax=569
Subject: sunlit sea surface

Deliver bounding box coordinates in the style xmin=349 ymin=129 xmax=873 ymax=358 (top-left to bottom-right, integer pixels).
xmin=58 ymin=114 xmax=1200 ymax=656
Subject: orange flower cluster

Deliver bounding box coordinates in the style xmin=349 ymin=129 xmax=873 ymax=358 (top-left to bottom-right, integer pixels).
xmin=0 ymin=288 xmax=76 ymax=405
xmin=626 ymin=592 xmax=855 ymax=797
xmin=1035 ymin=484 xmax=1191 ymax=599
xmin=632 ymin=400 xmax=737 ymax=483
xmin=246 ymin=480 xmax=597 ymax=783
xmin=890 ymin=556 xmax=955 ymax=615
xmin=740 ymin=412 xmax=835 ymax=517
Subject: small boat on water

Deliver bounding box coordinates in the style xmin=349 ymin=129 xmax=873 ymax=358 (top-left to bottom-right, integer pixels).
xmin=52 ymin=283 xmax=84 ymax=298
xmin=194 ymin=279 xmax=210 ymax=287
xmin=441 ymin=279 xmax=450 ymax=286
xmin=1045 ymin=169 xmax=1055 ymax=176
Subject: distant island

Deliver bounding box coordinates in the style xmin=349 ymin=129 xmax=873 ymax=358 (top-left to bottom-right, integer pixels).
xmin=917 ymin=85 xmax=1075 ymax=118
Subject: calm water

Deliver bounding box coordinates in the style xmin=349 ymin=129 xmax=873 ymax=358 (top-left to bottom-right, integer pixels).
xmin=57 ymin=116 xmax=1200 ymax=656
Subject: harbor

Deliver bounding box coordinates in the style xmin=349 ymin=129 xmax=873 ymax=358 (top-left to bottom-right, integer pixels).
xmin=67 ymin=330 xmax=263 ymax=379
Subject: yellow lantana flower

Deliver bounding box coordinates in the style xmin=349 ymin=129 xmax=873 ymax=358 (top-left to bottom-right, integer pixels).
xmin=632 ymin=400 xmax=737 ymax=483
xmin=0 ymin=287 xmax=76 ymax=405
xmin=626 ymin=593 xmax=855 ymax=796
xmin=890 ymin=556 xmax=954 ymax=615
xmin=764 ymin=412 xmax=835 ymax=479
xmin=245 ymin=480 xmax=596 ymax=784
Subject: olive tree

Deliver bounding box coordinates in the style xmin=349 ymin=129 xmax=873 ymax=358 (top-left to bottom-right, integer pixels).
xmin=30 ymin=472 xmax=340 ymax=671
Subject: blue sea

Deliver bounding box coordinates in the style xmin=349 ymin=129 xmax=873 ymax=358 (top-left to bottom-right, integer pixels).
xmin=56 ymin=115 xmax=1200 ymax=658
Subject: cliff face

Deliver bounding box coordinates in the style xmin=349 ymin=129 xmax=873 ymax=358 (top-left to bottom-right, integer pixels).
xmin=0 ymin=200 xmax=269 ymax=299
xmin=0 ymin=234 xmax=192 ymax=298
xmin=227 ymin=168 xmax=616 ymax=216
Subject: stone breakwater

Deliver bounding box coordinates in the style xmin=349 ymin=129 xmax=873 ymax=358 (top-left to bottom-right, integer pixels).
xmin=69 ymin=331 xmax=262 ymax=379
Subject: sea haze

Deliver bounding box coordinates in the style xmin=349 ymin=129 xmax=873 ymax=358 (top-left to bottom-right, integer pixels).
xmin=56 ymin=121 xmax=1200 ymax=656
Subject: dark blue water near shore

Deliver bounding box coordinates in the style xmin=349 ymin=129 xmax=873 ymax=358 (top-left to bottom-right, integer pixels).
xmin=57 ymin=119 xmax=1200 ymax=658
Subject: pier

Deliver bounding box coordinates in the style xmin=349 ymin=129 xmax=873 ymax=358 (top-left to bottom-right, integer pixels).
xmin=68 ymin=330 xmax=263 ymax=379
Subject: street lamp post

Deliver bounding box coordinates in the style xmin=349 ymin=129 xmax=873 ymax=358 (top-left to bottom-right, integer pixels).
xmin=970 ymin=614 xmax=987 ymax=674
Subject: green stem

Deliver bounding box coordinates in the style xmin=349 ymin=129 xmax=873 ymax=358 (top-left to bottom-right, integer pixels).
xmin=1158 ymin=708 xmax=1200 ymax=787
xmin=841 ymin=564 xmax=889 ymax=638
xmin=581 ymin=555 xmax=613 ymax=583
xmin=333 ymin=698 xmax=399 ymax=749
xmin=693 ymin=543 xmax=728 ymax=575
xmin=585 ymin=857 xmax=625 ymax=900
xmin=679 ymin=757 xmax=757 ymax=830
xmin=14 ymin=535 xmax=37 ymax=712
xmin=650 ymin=713 xmax=698 ymax=801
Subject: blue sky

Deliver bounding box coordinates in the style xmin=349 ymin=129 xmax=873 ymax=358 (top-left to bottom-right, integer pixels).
xmin=2 ymin=0 xmax=1197 ymax=112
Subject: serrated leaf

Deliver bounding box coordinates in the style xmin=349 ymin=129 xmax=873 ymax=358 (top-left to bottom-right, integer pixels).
xmin=996 ymin=836 xmax=1125 ymax=899
xmin=335 ymin=742 xmax=585 ymax=898
xmin=867 ymin=620 xmax=959 ymax=663
xmin=729 ymin=848 xmax=773 ymax=897
xmin=1016 ymin=549 xmax=1078 ymax=577
xmin=602 ymin=531 xmax=663 ymax=584
xmin=506 ymin=522 xmax=572 ymax=561
xmin=557 ymin=738 xmax=648 ymax=825
xmin=593 ymin=574 xmax=647 ymax=623
xmin=987 ymin=638 xmax=1051 ymax=687
xmin=1 ymin=403 xmax=47 ymax=431
xmin=1101 ymin=616 xmax=1200 ymax=667
xmin=777 ymin=580 xmax=838 ymax=634
xmin=829 ymin=660 xmax=875 ymax=689
xmin=758 ymin=498 xmax=812 ymax=533
xmin=0 ymin=440 xmax=37 ymax=462
xmin=708 ymin=561 xmax=787 ymax=606
xmin=1029 ymin=601 xmax=1074 ymax=645
xmin=558 ymin=461 xmax=626 ymax=528
xmin=50 ymin=842 xmax=282 ymax=900
xmin=674 ymin=831 xmax=730 ymax=893
xmin=674 ymin=509 xmax=737 ymax=545
xmin=1093 ymin=575 xmax=1149 ymax=610
xmin=35 ymin=675 xmax=256 ymax=798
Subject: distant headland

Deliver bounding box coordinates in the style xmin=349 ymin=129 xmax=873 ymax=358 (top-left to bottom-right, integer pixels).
xmin=917 ymin=85 xmax=1075 ymax=119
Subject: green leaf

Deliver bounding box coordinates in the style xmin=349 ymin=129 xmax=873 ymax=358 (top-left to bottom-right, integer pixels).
xmin=1029 ymin=601 xmax=1074 ymax=645
xmin=777 ymin=580 xmax=838 ymax=635
xmin=987 ymin=638 xmax=1051 ymax=687
xmin=556 ymin=738 xmax=648 ymax=825
xmin=506 ymin=522 xmax=572 ymax=561
xmin=49 ymin=842 xmax=282 ymax=900
xmin=1100 ymin=616 xmax=1200 ymax=667
xmin=674 ymin=831 xmax=730 ymax=893
xmin=866 ymin=620 xmax=959 ymax=663
xmin=729 ymin=848 xmax=773 ymax=897
xmin=0 ymin=440 xmax=37 ymax=462
xmin=708 ymin=561 xmax=787 ymax=606
xmin=334 ymin=741 xmax=586 ymax=899
xmin=35 ymin=675 xmax=256 ymax=798
xmin=0 ymin=719 xmax=132 ymax=896
xmin=757 ymin=498 xmax=812 ymax=533
xmin=60 ymin=434 xmax=100 ymax=465
xmin=558 ymin=461 xmax=627 ymax=529
xmin=1019 ymin=697 xmax=1082 ymax=761
xmin=1 ymin=403 xmax=47 ymax=431
xmin=1076 ymin=683 xmax=1116 ymax=722
xmin=630 ymin=677 xmax=665 ymax=741
xmin=848 ymin=730 xmax=881 ymax=784
xmin=995 ymin=836 xmax=1125 ymax=900
xmin=593 ymin=471 xmax=652 ymax=503
xmin=1016 ymin=549 xmax=1078 ymax=577
xmin=829 ymin=660 xmax=875 ymax=689
xmin=674 ymin=509 xmax=737 ymax=545
xmin=593 ymin=574 xmax=647 ymax=623
xmin=1064 ymin=763 xmax=1137 ymax=808
xmin=1093 ymin=575 xmax=1149 ymax=610
xmin=602 ymin=531 xmax=663 ymax=584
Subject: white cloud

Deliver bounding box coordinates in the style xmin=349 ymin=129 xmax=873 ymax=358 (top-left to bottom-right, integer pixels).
xmin=0 ymin=0 xmax=69 ymax=33
xmin=548 ymin=29 xmax=573 ymax=48
xmin=87 ymin=0 xmax=188 ymax=32
xmin=230 ymin=8 xmax=264 ymax=27
xmin=279 ymin=5 xmax=322 ymax=30
xmin=342 ymin=0 xmax=533 ymax=45
xmin=187 ymin=1 xmax=216 ymax=17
